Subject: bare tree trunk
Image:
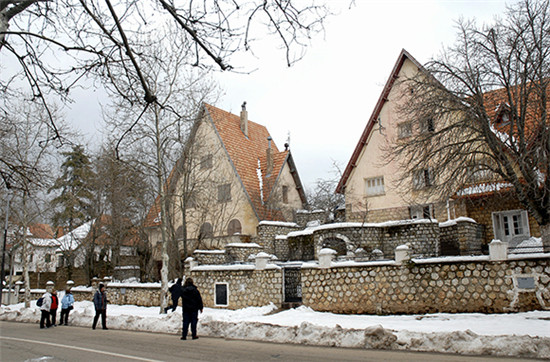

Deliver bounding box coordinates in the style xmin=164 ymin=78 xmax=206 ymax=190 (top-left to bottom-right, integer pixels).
xmin=154 ymin=105 xmax=170 ymax=314
xmin=21 ymin=192 xmax=30 ymax=308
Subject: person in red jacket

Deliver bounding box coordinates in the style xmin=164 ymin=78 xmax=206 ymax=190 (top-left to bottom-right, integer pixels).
xmin=50 ymin=290 xmax=59 ymax=327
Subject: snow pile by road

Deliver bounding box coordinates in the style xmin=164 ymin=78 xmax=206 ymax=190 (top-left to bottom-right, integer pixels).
xmin=1 ymin=301 xmax=549 ymax=359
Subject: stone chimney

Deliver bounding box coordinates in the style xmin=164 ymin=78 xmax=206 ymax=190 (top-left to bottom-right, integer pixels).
xmin=240 ymin=101 xmax=248 ymax=137
xmin=266 ymin=136 xmax=273 ymax=176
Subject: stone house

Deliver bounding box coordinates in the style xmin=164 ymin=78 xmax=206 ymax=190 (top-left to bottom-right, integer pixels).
xmin=144 ymin=102 xmax=308 ymax=274
xmin=335 ymin=49 xmax=541 ymax=249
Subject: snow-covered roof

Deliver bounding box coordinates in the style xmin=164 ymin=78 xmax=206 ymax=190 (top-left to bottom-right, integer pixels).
xmin=55 ymin=220 xmax=93 ymax=252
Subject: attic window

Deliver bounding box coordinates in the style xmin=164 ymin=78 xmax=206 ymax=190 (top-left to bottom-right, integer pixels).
xmin=498 ymin=112 xmax=511 ymax=126
xmin=218 ymin=184 xmax=231 ymax=202
xmin=282 ymin=186 xmax=289 ymax=204
xmin=398 ymin=122 xmax=412 ymax=139
xmin=200 ymin=154 xmax=213 ymax=170
xmin=420 ymin=118 xmax=435 ymax=133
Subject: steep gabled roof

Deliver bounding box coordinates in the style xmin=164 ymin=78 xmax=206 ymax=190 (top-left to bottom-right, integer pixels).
xmin=336 ymin=49 xmax=426 ymax=194
xmin=144 ymin=103 xmax=305 ymax=228
xmin=205 ymin=103 xmax=304 ymax=221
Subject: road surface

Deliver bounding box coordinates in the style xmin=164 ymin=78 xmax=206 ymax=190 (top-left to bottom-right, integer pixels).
xmin=0 ymin=321 xmax=537 ymax=361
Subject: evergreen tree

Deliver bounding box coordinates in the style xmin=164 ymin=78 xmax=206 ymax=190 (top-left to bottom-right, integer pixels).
xmin=50 ymin=145 xmax=95 ymax=232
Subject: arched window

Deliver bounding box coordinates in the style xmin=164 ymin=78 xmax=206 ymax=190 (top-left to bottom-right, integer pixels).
xmin=198 ymin=222 xmax=213 ymax=240
xmin=227 ymin=219 xmax=242 ymax=235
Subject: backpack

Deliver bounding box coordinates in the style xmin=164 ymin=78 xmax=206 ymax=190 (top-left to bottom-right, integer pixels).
xmin=36 ymin=297 xmax=44 ymax=307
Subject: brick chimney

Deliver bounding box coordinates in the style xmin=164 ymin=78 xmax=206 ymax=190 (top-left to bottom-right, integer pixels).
xmin=240 ymin=101 xmax=248 ymax=137
xmin=266 ymin=136 xmax=273 ymax=176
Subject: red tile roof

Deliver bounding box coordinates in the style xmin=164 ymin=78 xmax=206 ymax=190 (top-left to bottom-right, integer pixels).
xmin=28 ymin=223 xmax=55 ymax=239
xmin=144 ymin=103 xmax=304 ymax=228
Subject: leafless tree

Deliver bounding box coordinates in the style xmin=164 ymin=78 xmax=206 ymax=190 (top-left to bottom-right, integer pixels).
xmin=1 ymin=101 xmax=61 ymax=306
xmin=387 ymin=0 xmax=550 ymax=250
xmin=1 ymin=0 xmax=329 ymax=184
xmin=307 ymin=161 xmax=344 ymax=223
xmin=104 ymin=28 xmax=219 ymax=312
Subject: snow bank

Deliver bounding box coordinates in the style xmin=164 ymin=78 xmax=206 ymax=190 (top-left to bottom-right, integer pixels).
xmin=1 ymin=302 xmax=549 ymax=359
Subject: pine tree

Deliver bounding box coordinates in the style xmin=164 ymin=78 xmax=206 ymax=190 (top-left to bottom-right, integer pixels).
xmin=50 ymin=145 xmax=95 ymax=232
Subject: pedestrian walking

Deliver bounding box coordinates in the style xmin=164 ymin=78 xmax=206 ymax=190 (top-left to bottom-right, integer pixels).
xmin=59 ymin=287 xmax=75 ymax=325
xmin=92 ymin=283 xmax=109 ymax=330
xmin=50 ymin=290 xmax=59 ymax=327
xmin=165 ymin=278 xmax=182 ymax=313
xmin=39 ymin=290 xmax=52 ymax=329
xmin=180 ymin=278 xmax=203 ymax=340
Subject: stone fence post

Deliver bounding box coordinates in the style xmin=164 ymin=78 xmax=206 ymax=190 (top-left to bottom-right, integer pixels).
xmin=489 ymin=239 xmax=508 ymax=261
xmin=395 ymin=244 xmax=410 ymax=265
xmin=319 ymin=248 xmax=336 ymax=268
xmin=185 ymin=257 xmax=197 ymax=271
xmin=255 ymin=252 xmax=271 ymax=270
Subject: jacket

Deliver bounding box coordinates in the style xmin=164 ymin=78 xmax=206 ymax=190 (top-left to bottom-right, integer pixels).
xmin=61 ymin=293 xmax=75 ymax=309
xmin=93 ymin=290 xmax=108 ymax=310
xmin=181 ymin=285 xmax=203 ymax=313
xmin=39 ymin=292 xmax=52 ymax=312
xmin=169 ymin=281 xmax=183 ymax=302
xmin=50 ymin=294 xmax=59 ymax=310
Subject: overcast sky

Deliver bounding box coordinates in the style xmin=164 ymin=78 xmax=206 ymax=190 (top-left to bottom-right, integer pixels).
xmin=67 ymin=0 xmax=516 ymax=191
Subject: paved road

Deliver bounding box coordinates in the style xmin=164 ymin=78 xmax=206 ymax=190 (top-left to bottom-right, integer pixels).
xmin=0 ymin=321 xmax=538 ymax=362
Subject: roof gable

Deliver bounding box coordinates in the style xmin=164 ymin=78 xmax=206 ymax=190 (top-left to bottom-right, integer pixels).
xmin=144 ymin=103 xmax=304 ymax=227
xmin=205 ymin=103 xmax=297 ymax=221
xmin=336 ymin=49 xmax=426 ymax=194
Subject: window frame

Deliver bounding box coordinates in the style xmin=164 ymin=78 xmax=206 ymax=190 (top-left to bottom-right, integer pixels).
xmin=214 ymin=282 xmax=229 ymax=307
xmin=217 ymin=183 xmax=232 ymax=203
xmin=364 ymin=176 xmax=385 ymax=196
xmin=397 ymin=122 xmax=412 ymax=139
xmin=492 ymin=209 xmax=530 ymax=244
xmin=412 ymin=168 xmax=433 ymax=189
xmin=200 ymin=154 xmax=213 ymax=170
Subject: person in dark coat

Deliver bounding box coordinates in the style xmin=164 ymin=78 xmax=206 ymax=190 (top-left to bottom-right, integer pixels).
xmin=180 ymin=278 xmax=203 ymax=340
xmin=49 ymin=290 xmax=59 ymax=327
xmin=165 ymin=278 xmax=182 ymax=313
xmin=92 ymin=283 xmax=108 ymax=330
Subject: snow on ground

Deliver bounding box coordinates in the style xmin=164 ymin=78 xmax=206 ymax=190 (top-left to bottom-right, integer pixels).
xmin=1 ymin=301 xmax=549 ymax=359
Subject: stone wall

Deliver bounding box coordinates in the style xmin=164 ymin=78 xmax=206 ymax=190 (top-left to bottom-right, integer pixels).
xmin=225 ymin=243 xmax=262 ymax=263
xmin=193 ymin=250 xmax=226 ymax=265
xmin=285 ymin=221 xmax=440 ymax=261
xmin=440 ymin=218 xmax=485 ymax=255
xmin=295 ymin=210 xmax=326 ymax=227
xmin=256 ymin=222 xmax=301 ymax=254
xmin=301 ymin=256 xmax=550 ymax=314
xmin=190 ymin=266 xmax=283 ymax=310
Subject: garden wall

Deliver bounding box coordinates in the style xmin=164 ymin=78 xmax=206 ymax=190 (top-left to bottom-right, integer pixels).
xmin=301 ymin=255 xmax=550 ymax=314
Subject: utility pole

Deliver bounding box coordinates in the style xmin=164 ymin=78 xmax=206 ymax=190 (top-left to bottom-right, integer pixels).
xmin=1 ymin=196 xmax=10 ymax=305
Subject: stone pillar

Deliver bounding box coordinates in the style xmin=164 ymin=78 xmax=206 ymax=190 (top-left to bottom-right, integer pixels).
xmin=15 ymin=281 xmax=23 ymax=302
xmin=319 ymin=248 xmax=336 ymax=269
xmin=185 ymin=257 xmax=197 ymax=271
xmin=395 ymin=244 xmax=410 ymax=265
xmin=255 ymin=252 xmax=271 ymax=270
xmin=489 ymin=239 xmax=508 ymax=261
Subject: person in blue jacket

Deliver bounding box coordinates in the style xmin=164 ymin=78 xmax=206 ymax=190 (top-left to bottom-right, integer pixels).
xmin=59 ymin=287 xmax=75 ymax=325
xmin=92 ymin=283 xmax=109 ymax=330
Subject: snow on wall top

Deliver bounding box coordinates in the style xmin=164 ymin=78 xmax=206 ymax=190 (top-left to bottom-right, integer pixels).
xmin=287 ymin=219 xmax=438 ymax=237
xmin=439 ymin=217 xmax=477 ymax=227
xmin=258 ymin=221 xmax=299 ymax=227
